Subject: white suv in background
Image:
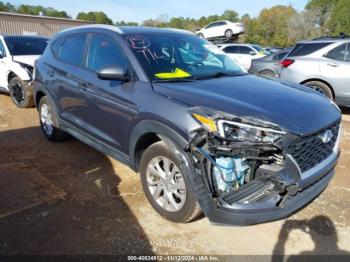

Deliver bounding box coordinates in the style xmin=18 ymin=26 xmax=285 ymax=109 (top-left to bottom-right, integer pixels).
xmin=280 ymin=37 xmax=350 ymax=106
xmin=219 ymin=44 xmax=270 ymax=71
xmin=196 ymin=21 xmax=244 ymax=40
xmin=0 ymin=35 xmax=48 ymax=108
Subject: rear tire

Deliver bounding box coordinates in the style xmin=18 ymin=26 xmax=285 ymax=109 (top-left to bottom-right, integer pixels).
xmin=259 ymin=70 xmax=276 ymax=78
xmin=225 ymin=29 xmax=233 ymax=38
xmin=9 ymin=76 xmax=34 ymax=108
xmin=140 ymin=141 xmax=201 ymax=223
xmin=303 ymin=81 xmax=333 ymax=100
xmin=38 ymin=96 xmax=68 ymax=142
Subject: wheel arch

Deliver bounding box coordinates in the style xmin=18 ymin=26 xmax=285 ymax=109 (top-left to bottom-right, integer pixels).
xmin=129 ymin=120 xmax=189 ymax=172
xmin=300 ymin=78 xmax=335 ymax=99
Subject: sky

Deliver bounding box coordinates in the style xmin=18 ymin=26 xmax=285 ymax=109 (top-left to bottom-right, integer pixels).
xmin=9 ymin=0 xmax=310 ymax=23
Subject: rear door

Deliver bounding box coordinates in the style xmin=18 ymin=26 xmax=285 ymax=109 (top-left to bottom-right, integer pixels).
xmin=238 ymin=46 xmax=255 ymax=70
xmin=49 ymin=34 xmax=89 ymax=130
xmin=212 ymin=22 xmax=226 ymax=37
xmin=320 ymin=42 xmax=350 ymax=100
xmin=79 ymin=33 xmax=135 ymax=151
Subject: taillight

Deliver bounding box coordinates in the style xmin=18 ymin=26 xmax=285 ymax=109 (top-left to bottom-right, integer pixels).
xmin=280 ymin=59 xmax=295 ymax=68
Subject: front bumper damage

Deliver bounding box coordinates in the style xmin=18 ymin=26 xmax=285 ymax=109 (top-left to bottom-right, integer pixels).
xmin=186 ymin=123 xmax=341 ymax=226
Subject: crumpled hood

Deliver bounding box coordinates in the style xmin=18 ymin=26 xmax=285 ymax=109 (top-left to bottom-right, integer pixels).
xmin=152 ymin=75 xmax=341 ymax=135
xmin=12 ymin=55 xmax=40 ymax=67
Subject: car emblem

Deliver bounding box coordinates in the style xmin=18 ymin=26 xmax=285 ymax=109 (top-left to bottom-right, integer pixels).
xmin=319 ymin=130 xmax=333 ymax=144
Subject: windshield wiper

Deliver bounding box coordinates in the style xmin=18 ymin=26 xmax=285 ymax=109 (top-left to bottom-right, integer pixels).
xmin=193 ymin=72 xmax=246 ymax=80
xmin=152 ymin=77 xmax=195 ymax=83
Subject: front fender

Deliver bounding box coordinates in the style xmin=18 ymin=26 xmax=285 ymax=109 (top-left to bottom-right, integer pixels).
xmin=7 ymin=62 xmax=32 ymax=82
xmin=128 ymin=119 xmax=189 ymax=170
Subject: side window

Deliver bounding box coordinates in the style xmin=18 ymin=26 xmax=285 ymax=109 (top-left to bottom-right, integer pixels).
xmin=58 ymin=34 xmax=87 ymax=67
xmin=289 ymin=42 xmax=333 ymax=57
xmin=86 ymin=34 xmax=127 ymax=71
xmin=326 ymin=43 xmax=347 ymax=61
xmin=274 ymin=52 xmax=288 ymax=61
xmin=223 ymin=46 xmax=240 ymax=54
xmin=240 ymin=46 xmax=253 ymax=54
xmin=51 ymin=37 xmax=64 ymax=58
xmin=0 ymin=40 xmax=6 ymax=57
xmin=345 ymin=43 xmax=350 ymax=62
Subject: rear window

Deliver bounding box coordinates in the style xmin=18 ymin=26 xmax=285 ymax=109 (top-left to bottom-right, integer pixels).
xmin=288 ymin=42 xmax=333 ymax=57
xmin=4 ymin=36 xmax=48 ymax=56
xmin=56 ymin=34 xmax=87 ymax=67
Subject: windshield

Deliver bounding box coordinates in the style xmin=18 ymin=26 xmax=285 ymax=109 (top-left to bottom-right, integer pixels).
xmin=4 ymin=36 xmax=49 ymax=56
xmin=124 ymin=33 xmax=245 ymax=81
xmin=253 ymin=45 xmax=270 ymax=55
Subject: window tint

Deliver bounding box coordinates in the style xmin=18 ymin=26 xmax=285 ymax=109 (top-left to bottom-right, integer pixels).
xmin=217 ymin=22 xmax=227 ymax=26
xmin=345 ymin=44 xmax=350 ymax=62
xmin=289 ymin=42 xmax=333 ymax=57
xmin=240 ymin=46 xmax=253 ymax=54
xmin=223 ymin=46 xmax=240 ymax=54
xmin=0 ymin=40 xmax=6 ymax=57
xmin=4 ymin=36 xmax=48 ymax=56
xmin=51 ymin=37 xmax=64 ymax=58
xmin=326 ymin=44 xmax=346 ymax=61
xmin=273 ymin=51 xmax=288 ymax=61
xmin=58 ymin=34 xmax=87 ymax=66
xmin=87 ymin=34 xmax=127 ymax=71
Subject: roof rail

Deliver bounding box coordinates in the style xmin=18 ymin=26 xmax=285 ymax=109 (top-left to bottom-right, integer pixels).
xmin=313 ymin=33 xmax=350 ymax=40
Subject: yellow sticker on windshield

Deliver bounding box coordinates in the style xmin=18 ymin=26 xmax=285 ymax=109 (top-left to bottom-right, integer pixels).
xmin=155 ymin=68 xmax=191 ymax=79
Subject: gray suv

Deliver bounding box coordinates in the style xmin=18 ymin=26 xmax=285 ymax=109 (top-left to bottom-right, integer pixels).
xmin=280 ymin=37 xmax=350 ymax=106
xmin=34 ymin=25 xmax=341 ymax=225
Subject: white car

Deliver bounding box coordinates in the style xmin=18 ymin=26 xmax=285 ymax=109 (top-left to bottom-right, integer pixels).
xmin=0 ymin=35 xmax=48 ymax=108
xmin=218 ymin=44 xmax=270 ymax=71
xmin=196 ymin=21 xmax=244 ymax=39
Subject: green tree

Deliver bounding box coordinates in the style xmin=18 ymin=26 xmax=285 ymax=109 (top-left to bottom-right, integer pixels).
xmin=306 ymin=0 xmax=339 ymax=33
xmin=221 ymin=9 xmax=239 ymax=22
xmin=328 ymin=0 xmax=350 ymax=35
xmin=76 ymin=11 xmax=113 ymax=25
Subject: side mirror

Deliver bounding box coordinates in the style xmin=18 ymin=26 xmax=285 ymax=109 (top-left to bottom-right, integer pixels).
xmin=96 ymin=64 xmax=129 ymax=81
xmin=249 ymin=51 xmax=257 ymax=56
xmin=0 ymin=50 xmax=4 ymax=59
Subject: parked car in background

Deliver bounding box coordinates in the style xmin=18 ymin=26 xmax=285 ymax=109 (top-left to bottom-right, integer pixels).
xmin=196 ymin=21 xmax=244 ymax=40
xmin=219 ymin=44 xmax=270 ymax=71
xmin=280 ymin=37 xmax=350 ymax=106
xmin=34 ymin=25 xmax=341 ymax=226
xmin=265 ymin=47 xmax=283 ymax=53
xmin=0 ymin=35 xmax=49 ymax=108
xmin=249 ymin=49 xmax=290 ymax=77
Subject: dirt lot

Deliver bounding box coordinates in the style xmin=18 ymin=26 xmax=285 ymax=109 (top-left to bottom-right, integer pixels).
xmin=0 ymin=94 xmax=349 ymax=257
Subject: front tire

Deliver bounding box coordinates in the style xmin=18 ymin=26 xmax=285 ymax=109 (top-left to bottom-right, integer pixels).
xmin=198 ymin=33 xmax=204 ymax=38
xmin=140 ymin=141 xmax=201 ymax=223
xmin=303 ymin=81 xmax=333 ymax=100
xmin=38 ymin=96 xmax=67 ymax=142
xmin=9 ymin=76 xmax=34 ymax=108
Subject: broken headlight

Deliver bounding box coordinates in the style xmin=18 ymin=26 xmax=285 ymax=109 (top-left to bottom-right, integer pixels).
xmin=217 ymin=120 xmax=285 ymax=143
xmin=191 ymin=107 xmax=285 ymax=143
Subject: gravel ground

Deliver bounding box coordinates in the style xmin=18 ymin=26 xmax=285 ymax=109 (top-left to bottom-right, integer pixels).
xmin=0 ymin=94 xmax=349 ymax=257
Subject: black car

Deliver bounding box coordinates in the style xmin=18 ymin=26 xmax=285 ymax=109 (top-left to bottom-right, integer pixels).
xmin=34 ymin=25 xmax=341 ymax=225
xmin=249 ymin=50 xmax=290 ymax=78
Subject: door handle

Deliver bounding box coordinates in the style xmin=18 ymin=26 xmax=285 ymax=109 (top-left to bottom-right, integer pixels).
xmin=327 ymin=63 xmax=339 ymax=67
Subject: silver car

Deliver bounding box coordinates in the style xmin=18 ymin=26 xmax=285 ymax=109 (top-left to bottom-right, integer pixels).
xmin=280 ymin=37 xmax=350 ymax=106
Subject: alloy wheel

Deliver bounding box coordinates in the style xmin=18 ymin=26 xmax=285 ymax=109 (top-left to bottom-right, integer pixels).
xmin=40 ymin=103 xmax=54 ymax=136
xmin=146 ymin=156 xmax=186 ymax=212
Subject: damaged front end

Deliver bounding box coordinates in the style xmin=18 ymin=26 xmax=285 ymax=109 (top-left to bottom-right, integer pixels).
xmin=187 ymin=107 xmax=340 ymax=225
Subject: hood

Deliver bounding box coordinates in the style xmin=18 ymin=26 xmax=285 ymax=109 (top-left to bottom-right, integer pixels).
xmin=152 ymin=75 xmax=341 ymax=136
xmin=12 ymin=55 xmax=40 ymax=67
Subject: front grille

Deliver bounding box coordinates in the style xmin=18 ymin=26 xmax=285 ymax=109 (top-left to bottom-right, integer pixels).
xmin=288 ymin=122 xmax=340 ymax=172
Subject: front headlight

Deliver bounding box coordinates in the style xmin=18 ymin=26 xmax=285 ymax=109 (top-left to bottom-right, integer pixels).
xmin=217 ymin=120 xmax=285 ymax=143
xmin=191 ymin=107 xmax=285 ymax=143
